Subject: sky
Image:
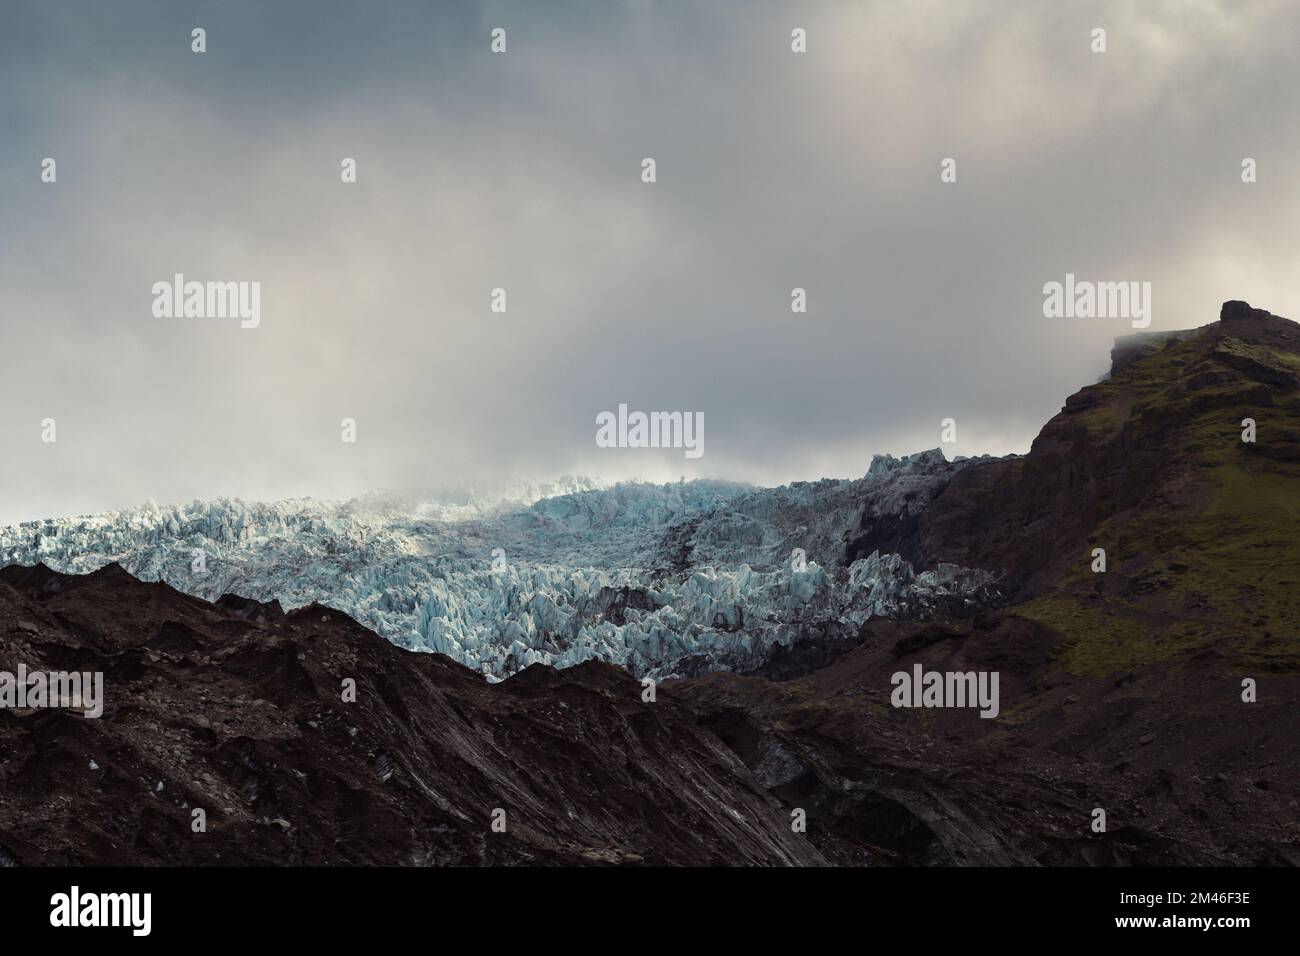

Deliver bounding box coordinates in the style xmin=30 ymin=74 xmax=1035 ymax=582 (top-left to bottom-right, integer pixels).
xmin=3 ymin=0 xmax=1300 ymax=524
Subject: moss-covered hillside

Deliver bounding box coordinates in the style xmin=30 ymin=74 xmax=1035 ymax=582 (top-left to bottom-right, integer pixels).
xmin=915 ymin=301 xmax=1300 ymax=676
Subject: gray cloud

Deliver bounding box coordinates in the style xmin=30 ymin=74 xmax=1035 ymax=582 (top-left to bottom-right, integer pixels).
xmin=3 ymin=0 xmax=1300 ymax=523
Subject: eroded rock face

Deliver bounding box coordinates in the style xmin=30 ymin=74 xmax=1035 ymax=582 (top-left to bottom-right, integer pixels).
xmin=1220 ymin=299 xmax=1273 ymax=323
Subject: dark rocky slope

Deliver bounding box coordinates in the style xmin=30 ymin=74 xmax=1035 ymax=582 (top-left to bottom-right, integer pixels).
xmin=675 ymin=611 xmax=1299 ymax=865
xmin=0 ymin=563 xmax=817 ymax=865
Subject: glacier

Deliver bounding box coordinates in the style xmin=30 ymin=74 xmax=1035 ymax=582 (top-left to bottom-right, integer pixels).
xmin=0 ymin=453 xmax=1006 ymax=679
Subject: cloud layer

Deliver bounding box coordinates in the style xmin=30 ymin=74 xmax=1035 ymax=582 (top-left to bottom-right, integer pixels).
xmin=4 ymin=0 xmax=1300 ymax=523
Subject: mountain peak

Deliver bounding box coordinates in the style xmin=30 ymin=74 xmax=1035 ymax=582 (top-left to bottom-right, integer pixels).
xmin=1220 ymin=299 xmax=1274 ymax=322
xmin=1110 ymin=300 xmax=1298 ymax=376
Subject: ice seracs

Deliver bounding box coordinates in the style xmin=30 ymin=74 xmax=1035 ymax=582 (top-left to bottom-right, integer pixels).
xmin=0 ymin=457 xmax=1003 ymax=679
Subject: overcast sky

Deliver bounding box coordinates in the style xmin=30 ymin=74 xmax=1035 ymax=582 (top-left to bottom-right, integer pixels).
xmin=3 ymin=0 xmax=1300 ymax=524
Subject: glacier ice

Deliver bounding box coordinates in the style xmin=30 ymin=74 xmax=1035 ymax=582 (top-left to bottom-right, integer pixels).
xmin=0 ymin=457 xmax=1004 ymax=679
